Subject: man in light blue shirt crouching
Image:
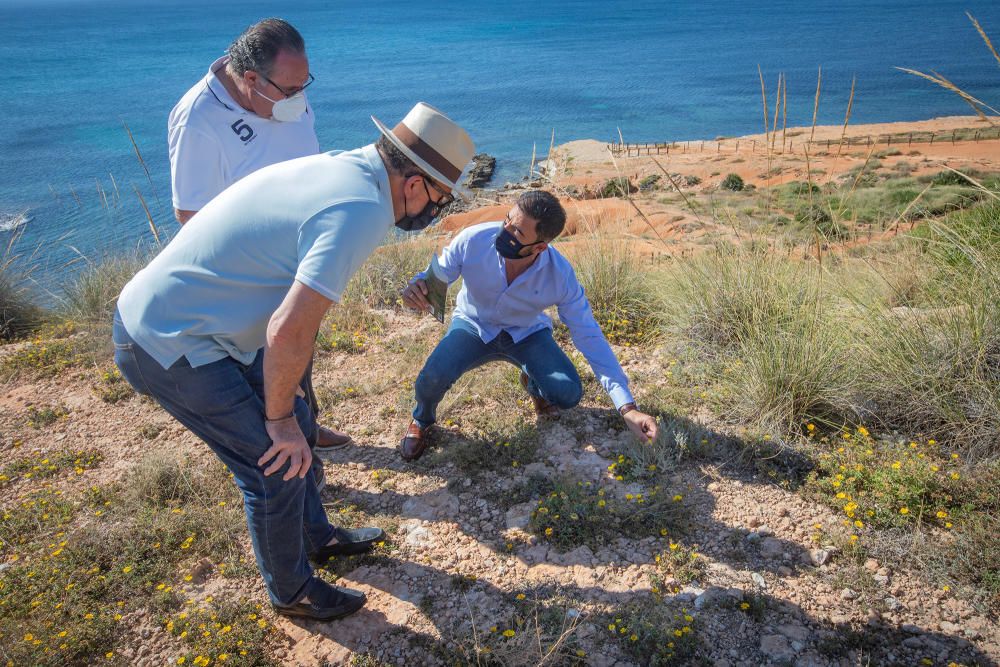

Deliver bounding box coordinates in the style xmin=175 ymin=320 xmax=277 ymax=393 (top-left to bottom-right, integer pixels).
xmin=398 ymin=190 xmax=659 ymax=461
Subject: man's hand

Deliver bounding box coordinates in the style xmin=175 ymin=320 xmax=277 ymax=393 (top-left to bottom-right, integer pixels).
xmin=624 ymin=410 xmax=659 ymax=441
xmin=401 ymin=278 xmax=432 ymax=314
xmin=259 ymin=417 xmax=313 ymax=481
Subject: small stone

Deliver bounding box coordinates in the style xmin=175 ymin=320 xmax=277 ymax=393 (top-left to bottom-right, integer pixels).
xmin=759 ymin=634 xmax=796 ymax=664
xmin=864 ymin=558 xmax=879 ymax=572
xmin=873 ymin=574 xmax=889 ymax=586
xmin=751 ymin=572 xmax=767 ymax=589
xmin=777 ymin=565 xmax=794 ymax=577
xmin=808 ymin=549 xmax=831 ymax=566
xmin=840 ymin=588 xmax=857 ymax=601
xmin=760 ymin=538 xmax=784 ymax=559
xmin=901 ymin=624 xmax=922 ymax=634
xmin=902 ymin=637 xmax=922 ymax=649
xmin=884 ymin=596 xmax=902 ymax=611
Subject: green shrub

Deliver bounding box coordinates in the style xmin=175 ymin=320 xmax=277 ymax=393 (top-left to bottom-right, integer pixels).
xmin=0 ymin=243 xmax=43 ymax=341
xmin=58 ymin=250 xmax=152 ymax=326
xmin=659 ymin=247 xmax=813 ymax=350
xmin=571 ymin=239 xmax=662 ymax=345
xmin=599 ymin=177 xmax=636 ymax=198
xmin=343 ymin=238 xmax=436 ymax=309
xmin=720 ymin=174 xmax=744 ymax=191
xmin=638 ymin=174 xmax=661 ymax=191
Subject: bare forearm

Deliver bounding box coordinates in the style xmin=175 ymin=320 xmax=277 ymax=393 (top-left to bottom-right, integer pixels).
xmin=263 ymin=326 xmax=315 ymax=420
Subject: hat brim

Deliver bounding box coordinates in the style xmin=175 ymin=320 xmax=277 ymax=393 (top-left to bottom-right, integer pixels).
xmin=371 ymin=114 xmax=472 ymax=202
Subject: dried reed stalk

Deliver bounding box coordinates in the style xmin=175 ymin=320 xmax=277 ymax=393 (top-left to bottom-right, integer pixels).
xmin=835 ymin=76 xmax=856 ymax=159
xmin=122 ymin=119 xmax=160 ymax=204
xmin=810 ymin=66 xmax=822 ymax=143
xmin=133 ymin=184 xmax=161 ymax=246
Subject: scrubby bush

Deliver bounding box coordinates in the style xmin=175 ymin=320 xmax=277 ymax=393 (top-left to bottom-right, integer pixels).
xmin=599 ymin=176 xmax=636 ymax=198
xmin=572 ymin=238 xmax=662 ymax=345
xmin=0 ymin=246 xmax=43 ymax=341
xmin=59 ymin=250 xmax=152 ymax=326
xmin=720 ymin=173 xmax=744 ymax=191
xmin=638 ymin=174 xmax=661 ymax=191
xmin=343 ymin=237 xmax=436 ymax=308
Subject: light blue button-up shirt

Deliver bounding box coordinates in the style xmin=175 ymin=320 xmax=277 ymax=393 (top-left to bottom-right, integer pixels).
xmin=423 ymin=221 xmax=635 ymax=409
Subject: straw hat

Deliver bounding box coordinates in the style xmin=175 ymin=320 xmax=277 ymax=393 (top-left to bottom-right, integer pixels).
xmin=372 ymin=102 xmax=476 ymax=199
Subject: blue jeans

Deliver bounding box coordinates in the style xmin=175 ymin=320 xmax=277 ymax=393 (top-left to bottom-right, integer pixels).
xmin=112 ymin=310 xmax=335 ymax=606
xmin=413 ymin=318 xmax=583 ymax=426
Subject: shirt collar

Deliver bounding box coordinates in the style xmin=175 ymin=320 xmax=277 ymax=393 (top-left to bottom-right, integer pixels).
xmin=361 ymin=143 xmax=393 ymax=215
xmin=205 ymin=55 xmax=243 ymax=114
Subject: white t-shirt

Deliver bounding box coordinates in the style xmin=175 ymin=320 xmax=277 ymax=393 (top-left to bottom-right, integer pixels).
xmin=167 ymin=56 xmax=321 ymax=211
xmin=119 ymin=145 xmax=395 ymax=370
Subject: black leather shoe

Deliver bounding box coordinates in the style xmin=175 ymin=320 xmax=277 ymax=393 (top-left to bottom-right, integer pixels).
xmin=272 ymin=578 xmax=366 ymax=621
xmin=399 ymin=420 xmax=432 ymax=461
xmin=310 ymin=526 xmax=385 ymax=563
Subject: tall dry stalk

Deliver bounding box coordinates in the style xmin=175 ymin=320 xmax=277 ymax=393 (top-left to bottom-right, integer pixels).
xmin=835 ymin=76 xmax=856 ymax=159
xmin=132 ymin=184 xmax=161 ymax=246
xmin=771 ymin=73 xmax=783 ymax=153
xmin=810 ymin=66 xmax=822 ymax=143
xmin=781 ymin=74 xmax=788 ymax=153
xmin=758 ymin=65 xmax=774 ymax=217
xmin=122 ymin=118 xmax=160 ymax=204
xmin=896 ymin=13 xmax=1000 ymax=124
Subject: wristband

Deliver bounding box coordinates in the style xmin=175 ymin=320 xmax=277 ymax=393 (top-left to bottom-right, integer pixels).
xmin=265 ymin=413 xmax=296 ymax=424
xmin=618 ymin=402 xmax=638 ymax=417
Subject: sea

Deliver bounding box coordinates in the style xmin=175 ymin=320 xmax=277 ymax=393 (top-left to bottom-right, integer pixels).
xmin=2 ymin=0 xmax=1000 ymax=293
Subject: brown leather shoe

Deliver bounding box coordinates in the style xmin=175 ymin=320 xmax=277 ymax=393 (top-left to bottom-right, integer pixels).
xmin=316 ymin=425 xmax=353 ymax=451
xmin=399 ymin=420 xmax=432 ymax=461
xmin=519 ymin=372 xmax=560 ymax=420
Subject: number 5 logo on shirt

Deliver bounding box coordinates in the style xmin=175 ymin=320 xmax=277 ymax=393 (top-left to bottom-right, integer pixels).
xmin=231 ymin=119 xmax=255 ymax=143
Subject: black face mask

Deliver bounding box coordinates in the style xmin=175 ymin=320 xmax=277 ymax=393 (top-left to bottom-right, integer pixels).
xmin=495 ymin=227 xmax=544 ymax=259
xmin=395 ymin=199 xmax=438 ymax=232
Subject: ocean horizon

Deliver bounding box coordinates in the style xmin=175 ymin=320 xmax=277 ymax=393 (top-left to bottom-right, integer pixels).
xmin=3 ymin=0 xmax=1000 ymax=293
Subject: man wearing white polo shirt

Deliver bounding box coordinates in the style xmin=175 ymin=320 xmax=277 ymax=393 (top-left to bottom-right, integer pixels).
xmin=168 ymin=18 xmax=319 ymax=224
xmin=168 ymin=18 xmax=351 ymax=451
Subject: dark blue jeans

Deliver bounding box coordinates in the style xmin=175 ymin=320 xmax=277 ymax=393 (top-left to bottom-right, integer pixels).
xmin=113 ymin=310 xmax=335 ymax=606
xmin=413 ymin=318 xmax=583 ymax=426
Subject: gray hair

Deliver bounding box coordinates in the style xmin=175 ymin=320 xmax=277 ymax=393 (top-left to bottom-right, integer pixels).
xmin=226 ymin=18 xmax=305 ymax=77
xmin=376 ymin=135 xmax=422 ymax=179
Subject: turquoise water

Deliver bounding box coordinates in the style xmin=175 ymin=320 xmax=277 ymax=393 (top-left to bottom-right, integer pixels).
xmin=2 ymin=0 xmax=1000 ymax=289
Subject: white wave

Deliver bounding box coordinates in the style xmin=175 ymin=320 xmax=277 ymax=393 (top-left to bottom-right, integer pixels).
xmin=0 ymin=209 xmax=31 ymax=232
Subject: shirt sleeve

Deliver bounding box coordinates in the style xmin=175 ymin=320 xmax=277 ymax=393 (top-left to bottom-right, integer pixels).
xmin=556 ymin=268 xmax=635 ymax=410
xmin=168 ymin=124 xmax=227 ymax=211
xmin=414 ymin=226 xmax=469 ymax=284
xmin=295 ymin=200 xmax=392 ymax=303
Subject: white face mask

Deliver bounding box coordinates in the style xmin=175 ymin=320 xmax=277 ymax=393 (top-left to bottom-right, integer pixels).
xmin=254 ymin=86 xmax=307 ymax=122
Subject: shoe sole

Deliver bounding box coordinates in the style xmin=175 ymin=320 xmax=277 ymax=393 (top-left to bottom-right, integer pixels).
xmin=311 ymin=540 xmax=380 ymax=562
xmin=398 ymin=444 xmax=425 ymax=462
xmin=273 ymin=595 xmax=366 ymax=621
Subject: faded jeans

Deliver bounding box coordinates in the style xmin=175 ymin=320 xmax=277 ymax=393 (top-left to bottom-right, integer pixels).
xmin=413 ymin=317 xmax=583 ymax=426
xmin=112 ymin=309 xmax=334 ymax=606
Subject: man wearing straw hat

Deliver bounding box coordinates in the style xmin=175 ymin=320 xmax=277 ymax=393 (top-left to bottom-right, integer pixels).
xmin=114 ymin=103 xmax=475 ymax=621
xmin=168 ymin=17 xmax=353 ymax=455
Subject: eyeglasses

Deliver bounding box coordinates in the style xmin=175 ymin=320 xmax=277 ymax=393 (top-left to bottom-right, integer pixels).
xmin=260 ymin=72 xmax=315 ymax=98
xmin=422 ymin=177 xmax=455 ymax=214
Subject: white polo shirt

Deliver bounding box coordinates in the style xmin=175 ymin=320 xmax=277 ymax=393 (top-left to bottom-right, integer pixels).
xmin=167 ymin=56 xmax=321 ymax=211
